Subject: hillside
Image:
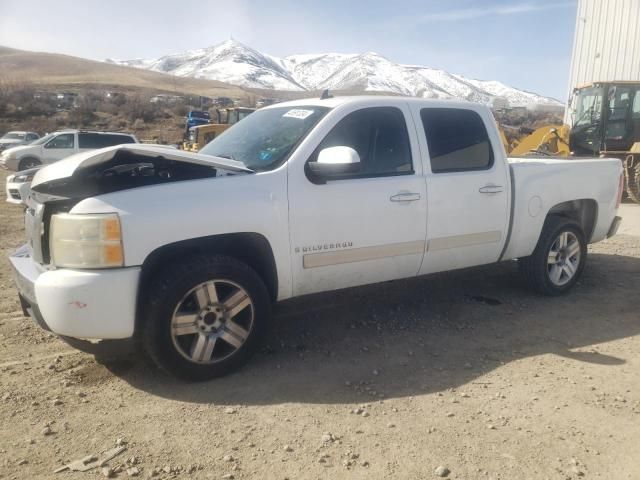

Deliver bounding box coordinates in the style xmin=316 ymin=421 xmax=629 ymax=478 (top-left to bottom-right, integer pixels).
xmin=110 ymin=39 xmax=563 ymax=108
xmin=0 ymin=46 xmax=249 ymax=99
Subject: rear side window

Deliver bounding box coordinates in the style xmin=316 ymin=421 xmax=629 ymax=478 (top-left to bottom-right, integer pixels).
xmin=421 ymin=108 xmax=493 ymax=173
xmin=79 ymin=133 xmax=135 ymax=148
xmin=104 ymin=134 xmax=136 ymax=146
xmin=632 ymin=89 xmax=640 ymax=119
xmin=313 ymin=106 xmax=413 ymax=178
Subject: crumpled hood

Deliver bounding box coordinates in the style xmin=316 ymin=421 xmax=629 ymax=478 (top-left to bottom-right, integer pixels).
xmin=32 ymin=144 xmax=252 ymax=189
xmin=29 ymin=144 xmax=254 ymax=201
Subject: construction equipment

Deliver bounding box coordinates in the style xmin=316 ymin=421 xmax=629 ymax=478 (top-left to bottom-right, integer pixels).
xmin=182 ymin=107 xmax=255 ymax=152
xmin=507 ymin=82 xmax=640 ymax=203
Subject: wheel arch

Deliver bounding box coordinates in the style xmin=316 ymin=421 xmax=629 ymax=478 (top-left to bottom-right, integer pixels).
xmin=546 ymin=198 xmax=598 ymax=242
xmin=135 ymin=233 xmax=278 ymax=335
xmin=18 ymin=156 xmax=42 ymax=169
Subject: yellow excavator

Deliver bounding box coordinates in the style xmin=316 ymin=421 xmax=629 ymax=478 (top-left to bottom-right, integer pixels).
xmin=502 ymin=81 xmax=640 ymax=203
xmin=183 ymin=107 xmax=255 ymax=152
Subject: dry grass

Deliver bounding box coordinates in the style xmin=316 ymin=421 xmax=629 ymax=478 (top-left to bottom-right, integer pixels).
xmin=0 ymin=46 xmax=249 ymax=99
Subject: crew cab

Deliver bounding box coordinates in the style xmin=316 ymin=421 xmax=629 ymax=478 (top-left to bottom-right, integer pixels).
xmin=9 ymin=96 xmax=623 ymax=381
xmin=0 ymin=130 xmax=138 ymax=171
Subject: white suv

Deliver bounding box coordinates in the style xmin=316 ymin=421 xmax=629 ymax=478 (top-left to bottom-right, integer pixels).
xmin=0 ymin=131 xmax=40 ymax=153
xmin=0 ymin=130 xmax=138 ymax=171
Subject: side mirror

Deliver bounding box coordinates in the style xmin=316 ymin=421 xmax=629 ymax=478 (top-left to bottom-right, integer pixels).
xmin=308 ymin=146 xmax=360 ymax=178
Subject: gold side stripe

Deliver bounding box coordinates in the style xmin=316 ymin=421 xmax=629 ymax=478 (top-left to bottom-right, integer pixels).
xmin=303 ymin=240 xmax=425 ymax=269
xmin=427 ymin=230 xmax=502 ymax=251
xmin=302 ymin=231 xmax=502 ymax=269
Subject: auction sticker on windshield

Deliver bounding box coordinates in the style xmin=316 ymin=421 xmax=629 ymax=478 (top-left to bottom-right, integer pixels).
xmin=283 ymin=109 xmax=314 ymax=120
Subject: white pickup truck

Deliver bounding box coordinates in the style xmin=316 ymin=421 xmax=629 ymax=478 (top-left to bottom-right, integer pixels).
xmin=10 ymin=96 xmax=623 ymax=381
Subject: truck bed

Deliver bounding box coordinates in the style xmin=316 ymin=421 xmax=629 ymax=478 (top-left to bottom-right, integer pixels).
xmin=502 ymin=156 xmax=622 ymax=261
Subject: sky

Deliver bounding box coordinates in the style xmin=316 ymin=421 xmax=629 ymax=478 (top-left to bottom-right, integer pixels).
xmin=0 ymin=0 xmax=577 ymax=99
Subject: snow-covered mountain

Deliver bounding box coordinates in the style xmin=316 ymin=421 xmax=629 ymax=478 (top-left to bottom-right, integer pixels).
xmin=107 ymin=39 xmax=561 ymax=108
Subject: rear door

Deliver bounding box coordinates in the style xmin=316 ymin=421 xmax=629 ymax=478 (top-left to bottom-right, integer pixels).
xmin=410 ymin=105 xmax=510 ymax=274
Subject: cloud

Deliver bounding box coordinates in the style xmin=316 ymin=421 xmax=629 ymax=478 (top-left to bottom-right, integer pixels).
xmin=411 ymin=1 xmax=575 ymax=23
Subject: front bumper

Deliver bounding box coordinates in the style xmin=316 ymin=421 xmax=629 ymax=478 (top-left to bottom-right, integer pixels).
xmin=9 ymin=245 xmax=140 ymax=339
xmin=607 ymin=216 xmax=622 ymax=238
xmin=0 ymin=155 xmax=18 ymax=170
xmin=5 ymin=177 xmax=30 ymax=205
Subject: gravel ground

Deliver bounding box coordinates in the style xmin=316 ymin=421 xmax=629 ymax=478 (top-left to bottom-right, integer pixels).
xmin=0 ymin=170 xmax=639 ymax=479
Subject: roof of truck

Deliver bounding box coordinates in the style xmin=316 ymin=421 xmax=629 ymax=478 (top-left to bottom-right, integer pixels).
xmin=54 ymin=129 xmax=136 ymax=135
xmin=262 ymin=95 xmax=485 ymax=111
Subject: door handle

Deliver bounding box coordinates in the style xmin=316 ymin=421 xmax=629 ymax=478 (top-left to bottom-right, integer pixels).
xmin=479 ymin=184 xmax=504 ymax=194
xmin=390 ymin=192 xmax=421 ymax=202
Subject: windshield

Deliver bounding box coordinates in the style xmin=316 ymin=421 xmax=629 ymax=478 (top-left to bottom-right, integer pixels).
xmin=1 ymin=133 xmax=26 ymax=140
xmin=572 ymin=86 xmax=604 ymax=127
xmin=30 ymin=133 xmax=57 ymax=145
xmin=190 ymin=111 xmax=210 ymax=119
xmin=199 ymin=106 xmax=330 ymax=171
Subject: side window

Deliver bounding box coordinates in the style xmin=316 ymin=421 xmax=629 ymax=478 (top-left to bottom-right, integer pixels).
xmin=313 ymin=107 xmax=413 ymax=178
xmin=607 ymin=86 xmax=632 ymax=121
xmin=78 ymin=133 xmax=101 ymax=148
xmin=421 ymin=108 xmax=493 ymax=173
xmin=203 ymin=132 xmax=216 ymax=145
xmin=26 ymin=133 xmax=38 ymax=141
xmin=79 ymin=134 xmax=135 ymax=148
xmin=45 ymin=133 xmax=75 ymax=149
xmin=632 ymin=90 xmax=640 ymax=119
xmin=109 ymin=135 xmax=136 ymax=145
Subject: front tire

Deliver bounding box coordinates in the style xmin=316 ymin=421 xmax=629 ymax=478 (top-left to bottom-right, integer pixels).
xmin=18 ymin=157 xmax=41 ymax=170
xmin=143 ymin=255 xmax=270 ymax=381
xmin=519 ymin=216 xmax=587 ymax=296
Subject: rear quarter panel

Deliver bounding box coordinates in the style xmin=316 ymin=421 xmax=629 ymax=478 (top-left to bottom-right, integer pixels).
xmin=502 ymin=157 xmax=622 ymax=260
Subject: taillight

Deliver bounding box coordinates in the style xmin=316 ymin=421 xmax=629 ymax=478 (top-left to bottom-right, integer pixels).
xmin=616 ymin=173 xmax=624 ymax=209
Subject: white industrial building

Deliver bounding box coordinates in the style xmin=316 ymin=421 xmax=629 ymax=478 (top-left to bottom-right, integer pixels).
xmin=565 ymin=0 xmax=640 ymax=123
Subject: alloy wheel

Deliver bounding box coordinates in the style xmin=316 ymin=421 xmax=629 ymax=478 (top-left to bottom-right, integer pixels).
xmin=170 ymin=280 xmax=254 ymax=364
xmin=546 ymin=231 xmax=581 ymax=286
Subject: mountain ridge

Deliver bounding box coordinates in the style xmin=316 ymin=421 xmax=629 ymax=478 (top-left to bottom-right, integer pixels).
xmin=108 ymin=39 xmax=562 ymax=108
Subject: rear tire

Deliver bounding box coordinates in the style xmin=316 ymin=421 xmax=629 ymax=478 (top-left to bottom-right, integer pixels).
xmin=142 ymin=255 xmax=270 ymax=381
xmin=519 ymin=216 xmax=586 ymax=296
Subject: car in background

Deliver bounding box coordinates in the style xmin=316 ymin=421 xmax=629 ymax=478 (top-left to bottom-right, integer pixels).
xmin=5 ymin=166 xmax=41 ymax=205
xmin=0 ymin=130 xmax=138 ymax=171
xmin=0 ymin=131 xmax=40 ymax=153
xmin=186 ymin=110 xmax=211 ymax=131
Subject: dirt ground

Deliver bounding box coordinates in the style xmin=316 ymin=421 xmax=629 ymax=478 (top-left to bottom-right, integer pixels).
xmin=0 ymin=170 xmax=639 ymax=480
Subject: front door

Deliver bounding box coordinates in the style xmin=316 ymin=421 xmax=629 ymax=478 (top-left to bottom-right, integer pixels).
xmin=410 ymin=105 xmax=510 ymax=274
xmin=288 ymin=104 xmax=427 ymax=296
xmin=43 ymin=133 xmax=76 ymax=163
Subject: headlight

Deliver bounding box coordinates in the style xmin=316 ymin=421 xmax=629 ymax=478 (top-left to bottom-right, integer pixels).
xmin=13 ymin=172 xmax=36 ymax=183
xmin=50 ymin=213 xmax=124 ymax=268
